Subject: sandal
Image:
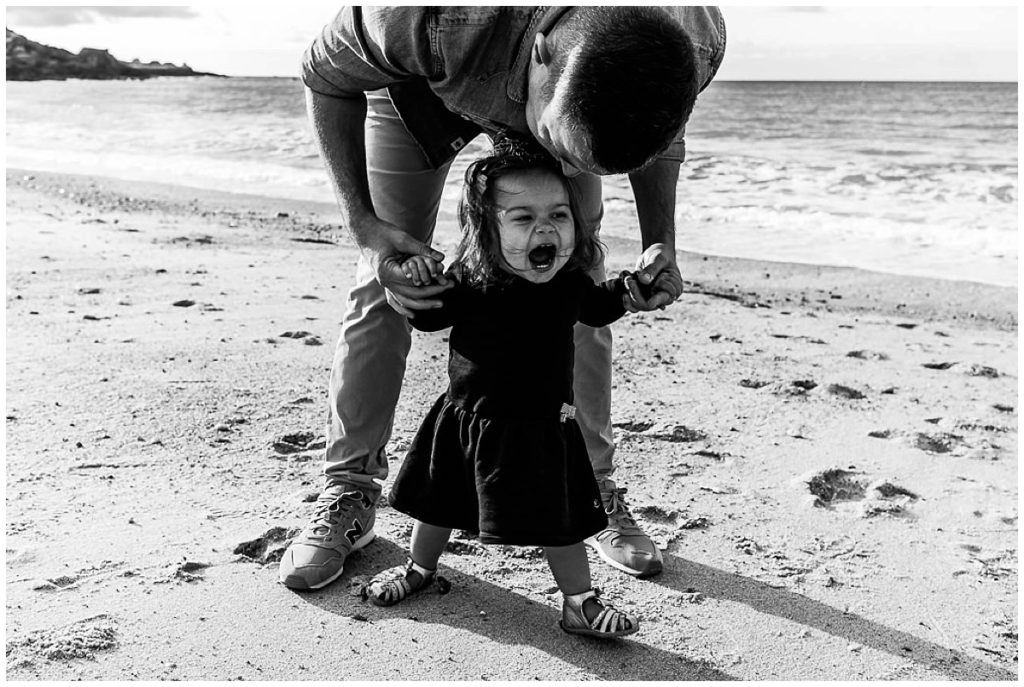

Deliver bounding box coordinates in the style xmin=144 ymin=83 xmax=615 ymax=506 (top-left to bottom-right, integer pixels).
xmin=365 ymin=559 xmax=436 ymax=607
xmin=559 ymin=588 xmax=639 ymax=638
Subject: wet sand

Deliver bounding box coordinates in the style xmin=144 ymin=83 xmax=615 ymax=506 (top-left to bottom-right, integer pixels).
xmin=5 ymin=168 xmax=1017 ymax=680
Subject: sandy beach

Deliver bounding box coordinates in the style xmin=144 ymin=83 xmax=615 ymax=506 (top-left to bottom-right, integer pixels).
xmin=5 ymin=168 xmax=1017 ymax=680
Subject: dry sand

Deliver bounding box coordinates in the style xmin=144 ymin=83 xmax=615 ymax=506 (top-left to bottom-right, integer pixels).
xmin=5 ymin=168 xmax=1017 ymax=680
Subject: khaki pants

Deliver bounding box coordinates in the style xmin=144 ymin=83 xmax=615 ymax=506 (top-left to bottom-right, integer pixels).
xmin=323 ymin=91 xmax=616 ymax=496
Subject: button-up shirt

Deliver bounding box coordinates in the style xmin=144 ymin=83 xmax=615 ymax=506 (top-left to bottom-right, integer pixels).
xmin=302 ymin=6 xmax=726 ymax=169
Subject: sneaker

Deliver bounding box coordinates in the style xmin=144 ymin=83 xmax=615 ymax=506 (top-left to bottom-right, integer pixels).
xmin=585 ymin=478 xmax=663 ymax=578
xmin=279 ymin=486 xmax=377 ymax=591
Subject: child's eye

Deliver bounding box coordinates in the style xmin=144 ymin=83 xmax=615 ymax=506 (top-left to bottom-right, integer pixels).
xmin=512 ymin=215 xmax=533 ymax=223
xmin=551 ymin=212 xmax=569 ymax=220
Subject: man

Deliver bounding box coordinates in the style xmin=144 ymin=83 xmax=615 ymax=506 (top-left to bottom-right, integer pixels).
xmin=280 ymin=6 xmax=726 ymax=591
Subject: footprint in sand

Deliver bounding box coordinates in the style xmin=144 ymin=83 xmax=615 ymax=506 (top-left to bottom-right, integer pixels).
xmin=846 ymin=350 xmax=890 ymax=361
xmin=234 ymin=526 xmax=301 ymax=564
xmin=765 ymin=379 xmax=817 ymax=396
xmin=827 ymin=383 xmax=866 ymax=400
xmin=272 ymin=431 xmax=326 ymax=456
xmin=613 ymin=419 xmax=701 ymax=439
xmin=7 ymin=614 xmax=118 ymax=664
xmin=170 ymin=235 xmax=214 ymax=245
xmin=862 ymin=481 xmax=920 ymax=518
xmin=922 ymin=361 xmax=957 ymax=370
xmin=806 ymin=468 xmax=866 ymax=507
xmin=32 ymin=575 xmax=80 ymax=592
xmin=279 ymin=330 xmax=324 ymax=346
xmin=804 ymin=469 xmax=918 ymax=518
xmin=630 ymin=504 xmax=709 ymax=550
xmin=648 ymin=424 xmax=707 ymax=443
xmin=610 ymin=419 xmax=651 ymax=430
xmin=159 ymin=560 xmax=212 ymax=584
xmin=872 ymin=426 xmax=1003 ymax=460
xmin=966 ymin=364 xmax=1000 ymax=378
xmin=914 ymin=432 xmax=967 ymax=454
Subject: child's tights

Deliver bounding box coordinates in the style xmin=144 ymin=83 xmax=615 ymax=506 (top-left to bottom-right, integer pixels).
xmin=410 ymin=521 xmax=593 ymax=595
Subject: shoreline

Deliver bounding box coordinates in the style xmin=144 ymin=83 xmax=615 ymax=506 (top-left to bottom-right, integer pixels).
xmin=8 ymin=167 xmax=1016 ymax=331
xmin=5 ymin=167 xmax=1017 ymax=680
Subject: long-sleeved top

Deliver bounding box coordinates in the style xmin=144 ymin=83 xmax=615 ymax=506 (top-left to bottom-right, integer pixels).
xmin=410 ymin=268 xmax=627 ymax=419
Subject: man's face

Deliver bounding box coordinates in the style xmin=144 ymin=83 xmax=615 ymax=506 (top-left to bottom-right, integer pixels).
xmin=525 ymin=35 xmax=607 ymax=177
xmin=493 ymin=168 xmax=576 ymax=284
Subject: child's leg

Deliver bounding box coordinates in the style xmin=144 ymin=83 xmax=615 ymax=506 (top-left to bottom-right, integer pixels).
xmin=544 ymin=542 xmax=592 ymax=596
xmin=545 ymin=543 xmax=603 ymax=622
xmin=545 ymin=542 xmax=638 ymax=636
xmin=409 ymin=521 xmax=451 ymax=578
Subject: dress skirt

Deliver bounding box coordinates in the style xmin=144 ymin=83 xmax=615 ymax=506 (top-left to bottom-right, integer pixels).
xmin=388 ymin=392 xmax=608 ymax=547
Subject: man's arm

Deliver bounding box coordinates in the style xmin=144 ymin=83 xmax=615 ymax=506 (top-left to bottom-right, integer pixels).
xmin=626 ymin=158 xmax=684 ymax=311
xmin=303 ymin=7 xmax=453 ymax=315
xmin=306 ymin=88 xmax=450 ymax=315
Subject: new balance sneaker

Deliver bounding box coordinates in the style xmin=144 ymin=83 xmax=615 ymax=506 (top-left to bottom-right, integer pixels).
xmin=279 ymin=486 xmax=377 ymax=591
xmin=585 ymin=478 xmax=663 ymax=578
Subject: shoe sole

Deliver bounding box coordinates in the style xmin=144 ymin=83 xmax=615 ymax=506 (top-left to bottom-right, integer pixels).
xmin=282 ymin=529 xmax=377 ymax=591
xmin=559 ymin=619 xmax=639 ymax=639
xmin=584 ymin=536 xmax=663 ymax=578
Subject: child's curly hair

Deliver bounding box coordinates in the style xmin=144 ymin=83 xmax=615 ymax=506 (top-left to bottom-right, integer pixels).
xmin=453 ymin=134 xmax=603 ymax=287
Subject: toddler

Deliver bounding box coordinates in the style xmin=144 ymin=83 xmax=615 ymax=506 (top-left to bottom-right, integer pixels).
xmin=366 ymin=137 xmax=642 ymax=639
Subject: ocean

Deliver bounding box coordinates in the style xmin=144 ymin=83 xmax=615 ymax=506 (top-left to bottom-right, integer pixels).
xmin=5 ymin=77 xmax=1017 ymax=286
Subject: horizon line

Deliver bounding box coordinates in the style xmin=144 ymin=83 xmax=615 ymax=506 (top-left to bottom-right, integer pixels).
xmin=222 ymin=75 xmax=1019 ymax=84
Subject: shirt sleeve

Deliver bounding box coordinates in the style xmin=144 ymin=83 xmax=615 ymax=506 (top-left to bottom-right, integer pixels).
xmin=577 ymin=272 xmax=629 ymax=328
xmin=407 ymin=281 xmax=467 ymax=333
xmin=302 ymin=6 xmax=438 ymax=98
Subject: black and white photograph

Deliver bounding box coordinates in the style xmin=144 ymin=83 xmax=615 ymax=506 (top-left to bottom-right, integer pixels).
xmin=5 ymin=3 xmax=1017 ymax=681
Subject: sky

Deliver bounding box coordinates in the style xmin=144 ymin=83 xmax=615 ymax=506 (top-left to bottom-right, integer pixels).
xmin=5 ymin=3 xmax=1019 ymax=81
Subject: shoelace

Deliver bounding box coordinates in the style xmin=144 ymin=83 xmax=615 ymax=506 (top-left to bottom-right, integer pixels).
xmin=601 ymin=485 xmax=640 ymax=531
xmin=310 ymin=490 xmax=362 ymax=537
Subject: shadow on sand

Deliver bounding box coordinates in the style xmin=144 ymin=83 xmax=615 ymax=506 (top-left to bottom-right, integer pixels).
xmin=295 ymin=538 xmax=732 ymax=681
xmin=656 ymin=552 xmax=1015 ymax=681
xmin=295 ymin=540 xmax=1014 ymax=681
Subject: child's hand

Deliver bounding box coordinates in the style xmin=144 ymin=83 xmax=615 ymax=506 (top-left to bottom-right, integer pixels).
xmin=400 ymin=255 xmax=445 ymax=286
xmin=619 ymin=270 xmax=654 ymax=311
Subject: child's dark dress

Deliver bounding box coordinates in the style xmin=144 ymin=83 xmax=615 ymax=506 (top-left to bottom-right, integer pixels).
xmin=388 ymin=267 xmax=629 ymax=546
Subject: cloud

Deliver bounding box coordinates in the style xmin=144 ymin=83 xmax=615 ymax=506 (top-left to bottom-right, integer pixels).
xmin=7 ymin=6 xmax=198 ymax=28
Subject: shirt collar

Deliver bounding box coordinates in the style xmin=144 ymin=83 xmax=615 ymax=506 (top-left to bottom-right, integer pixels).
xmin=507 ymin=6 xmax=573 ymax=104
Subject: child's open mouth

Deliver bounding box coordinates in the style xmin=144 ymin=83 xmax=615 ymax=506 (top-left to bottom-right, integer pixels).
xmin=527 ymin=244 xmax=558 ymax=270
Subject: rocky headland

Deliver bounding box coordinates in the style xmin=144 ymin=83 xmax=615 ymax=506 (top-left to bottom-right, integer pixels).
xmin=6 ymin=28 xmax=222 ymax=81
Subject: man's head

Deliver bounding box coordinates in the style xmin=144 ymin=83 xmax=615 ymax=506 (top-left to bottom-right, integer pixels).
xmin=525 ymin=7 xmax=699 ymax=176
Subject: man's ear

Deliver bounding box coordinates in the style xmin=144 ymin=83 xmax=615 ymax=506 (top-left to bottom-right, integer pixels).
xmin=532 ymin=32 xmax=553 ymax=66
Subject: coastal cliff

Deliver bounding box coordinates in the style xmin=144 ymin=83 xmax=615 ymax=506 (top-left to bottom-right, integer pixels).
xmin=6 ymin=28 xmax=222 ymax=80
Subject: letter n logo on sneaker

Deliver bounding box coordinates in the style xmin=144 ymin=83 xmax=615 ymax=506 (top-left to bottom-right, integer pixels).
xmin=345 ymin=519 xmax=364 ymax=545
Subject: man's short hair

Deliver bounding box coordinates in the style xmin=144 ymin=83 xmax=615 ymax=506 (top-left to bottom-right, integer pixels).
xmin=543 ymin=7 xmax=699 ymax=173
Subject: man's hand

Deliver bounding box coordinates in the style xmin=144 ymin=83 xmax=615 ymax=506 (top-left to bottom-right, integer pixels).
xmin=365 ymin=222 xmax=453 ymax=317
xmin=622 ymin=242 xmax=683 ymax=313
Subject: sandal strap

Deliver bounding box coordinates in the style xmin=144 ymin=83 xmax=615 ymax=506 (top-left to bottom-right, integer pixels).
xmin=407 ymin=559 xmax=436 ymax=580
xmin=563 ymin=588 xmax=597 ymax=607
xmin=563 ymin=589 xmax=633 ymax=633
xmin=591 ymin=606 xmax=631 ymax=633
xmin=367 ymin=559 xmax=435 ymax=605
